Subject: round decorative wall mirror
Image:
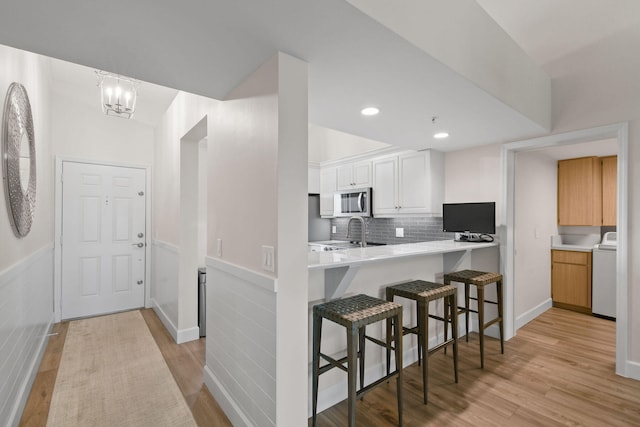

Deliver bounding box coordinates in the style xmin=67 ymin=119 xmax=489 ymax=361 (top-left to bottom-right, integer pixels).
xmin=2 ymin=82 xmax=36 ymax=237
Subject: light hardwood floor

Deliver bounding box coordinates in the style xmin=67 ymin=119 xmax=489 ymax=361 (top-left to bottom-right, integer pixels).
xmin=19 ymin=309 xmax=231 ymax=427
xmin=20 ymin=307 xmax=640 ymax=426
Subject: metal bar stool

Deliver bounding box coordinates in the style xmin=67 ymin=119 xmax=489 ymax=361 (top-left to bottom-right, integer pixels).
xmin=443 ymin=269 xmax=504 ymax=368
xmin=385 ymin=280 xmax=458 ymax=404
xmin=312 ymin=294 xmax=403 ymax=427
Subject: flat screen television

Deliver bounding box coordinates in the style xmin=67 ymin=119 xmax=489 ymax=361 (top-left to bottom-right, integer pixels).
xmin=442 ymin=202 xmax=496 ymax=242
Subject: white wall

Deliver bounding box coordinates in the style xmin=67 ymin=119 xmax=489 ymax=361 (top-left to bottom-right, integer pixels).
xmin=0 ymin=45 xmax=54 ymax=426
xmin=205 ymin=52 xmax=308 ymax=427
xmin=51 ymin=83 xmax=155 ymax=167
xmin=514 ymin=150 xmax=558 ymax=326
xmin=445 ymin=142 xmax=503 ymax=225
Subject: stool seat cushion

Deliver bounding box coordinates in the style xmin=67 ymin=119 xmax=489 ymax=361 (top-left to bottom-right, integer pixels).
xmin=444 ymin=269 xmax=502 ymax=286
xmin=314 ymin=294 xmax=402 ymax=328
xmin=387 ymin=280 xmax=456 ymax=302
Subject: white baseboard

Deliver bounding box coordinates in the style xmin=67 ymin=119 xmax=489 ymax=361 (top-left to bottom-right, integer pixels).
xmin=177 ymin=326 xmax=200 ymax=344
xmin=152 ymin=300 xmax=202 ymax=345
xmin=516 ymin=298 xmax=553 ymax=330
xmin=203 ymin=365 xmax=253 ymax=427
xmin=8 ymin=314 xmax=54 ymax=427
xmin=625 ymin=360 xmax=640 ymax=380
xmin=151 ymin=299 xmax=179 ymax=342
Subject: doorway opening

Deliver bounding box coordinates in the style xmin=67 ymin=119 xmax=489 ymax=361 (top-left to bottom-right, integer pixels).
xmin=502 ymin=122 xmax=629 ymax=376
xmin=178 ymin=116 xmax=208 ymax=343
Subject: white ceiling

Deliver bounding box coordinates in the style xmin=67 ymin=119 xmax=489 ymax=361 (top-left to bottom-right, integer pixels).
xmin=475 ymin=0 xmax=640 ymax=72
xmin=0 ymin=0 xmax=548 ymax=153
xmin=2 ymin=1 xmax=637 ymax=153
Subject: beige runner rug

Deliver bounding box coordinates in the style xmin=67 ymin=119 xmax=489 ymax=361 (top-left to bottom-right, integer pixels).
xmin=46 ymin=310 xmax=197 ymax=427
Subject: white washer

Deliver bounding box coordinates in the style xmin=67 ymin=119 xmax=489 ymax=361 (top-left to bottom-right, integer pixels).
xmin=592 ymin=232 xmax=616 ymax=319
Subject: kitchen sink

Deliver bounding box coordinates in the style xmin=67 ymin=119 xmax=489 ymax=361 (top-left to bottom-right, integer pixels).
xmin=308 ymin=241 xmax=386 ymax=252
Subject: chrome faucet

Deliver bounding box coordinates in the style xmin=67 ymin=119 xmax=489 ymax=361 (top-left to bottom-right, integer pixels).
xmin=346 ymin=216 xmax=366 ymax=248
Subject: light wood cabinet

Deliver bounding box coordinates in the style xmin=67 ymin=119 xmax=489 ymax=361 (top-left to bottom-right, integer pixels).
xmin=551 ymin=249 xmax=592 ymax=313
xmin=372 ymin=150 xmax=443 ymax=216
xmin=320 ymin=167 xmax=337 ymax=217
xmin=601 ymin=156 xmax=617 ymax=226
xmin=557 ymin=157 xmax=602 ymax=226
xmin=336 ymin=161 xmax=371 ymax=190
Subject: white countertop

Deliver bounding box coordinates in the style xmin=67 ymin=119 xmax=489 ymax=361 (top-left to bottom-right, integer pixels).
xmin=550 ymin=234 xmax=600 ymax=253
xmin=308 ymin=239 xmax=498 ymax=270
xmin=550 ymin=243 xmax=594 ymax=252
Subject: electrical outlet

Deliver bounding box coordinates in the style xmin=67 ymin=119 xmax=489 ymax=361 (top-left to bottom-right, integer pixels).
xmin=216 ymin=239 xmax=222 ymax=256
xmin=396 ymin=228 xmax=404 ymax=238
xmin=262 ymin=245 xmax=275 ymax=272
xmin=332 ymin=225 xmax=337 ymax=234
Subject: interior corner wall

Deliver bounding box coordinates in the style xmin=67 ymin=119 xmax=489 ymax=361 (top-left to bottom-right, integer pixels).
xmin=0 ymin=45 xmax=54 ymax=426
xmin=513 ymin=151 xmax=558 ymax=326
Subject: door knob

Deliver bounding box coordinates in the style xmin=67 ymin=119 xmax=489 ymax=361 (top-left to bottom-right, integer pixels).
xmin=137 ymin=280 xmax=143 ymax=285
xmin=132 ymin=242 xmax=144 ymax=248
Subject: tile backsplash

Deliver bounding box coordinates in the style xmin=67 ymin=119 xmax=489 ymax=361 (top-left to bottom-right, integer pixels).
xmin=331 ymin=216 xmax=453 ymax=244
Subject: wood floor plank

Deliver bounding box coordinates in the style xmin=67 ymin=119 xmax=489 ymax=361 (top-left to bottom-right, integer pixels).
xmin=18 ymin=307 xmax=640 ymax=426
xmin=311 ymin=308 xmax=640 ymax=426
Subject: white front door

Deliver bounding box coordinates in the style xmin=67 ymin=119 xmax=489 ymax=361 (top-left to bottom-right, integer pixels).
xmin=61 ymin=161 xmax=146 ymax=320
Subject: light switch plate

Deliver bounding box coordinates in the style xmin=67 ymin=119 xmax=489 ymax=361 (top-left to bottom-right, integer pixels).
xmin=216 ymin=239 xmax=222 ymax=256
xmin=332 ymin=225 xmax=337 ymax=234
xmin=396 ymin=228 xmax=404 ymax=238
xmin=262 ymin=245 xmax=275 ymax=272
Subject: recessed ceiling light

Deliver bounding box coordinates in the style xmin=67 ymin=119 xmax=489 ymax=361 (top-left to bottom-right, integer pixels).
xmin=361 ymin=107 xmax=380 ymax=116
xmin=434 ymin=132 xmax=449 ymax=139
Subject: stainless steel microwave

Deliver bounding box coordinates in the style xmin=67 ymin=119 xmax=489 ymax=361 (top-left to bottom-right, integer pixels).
xmin=333 ymin=188 xmax=372 ymax=217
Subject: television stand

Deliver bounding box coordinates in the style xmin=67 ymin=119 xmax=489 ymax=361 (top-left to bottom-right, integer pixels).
xmin=454 ymin=232 xmax=494 ymax=243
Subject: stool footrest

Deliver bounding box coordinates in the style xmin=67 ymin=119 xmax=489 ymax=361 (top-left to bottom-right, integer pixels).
xmin=356 ymin=370 xmax=400 ymax=399
xmin=483 ymin=317 xmax=502 ymax=329
xmin=427 ymin=338 xmax=455 ymax=355
xmin=319 ymin=353 xmax=349 ymax=374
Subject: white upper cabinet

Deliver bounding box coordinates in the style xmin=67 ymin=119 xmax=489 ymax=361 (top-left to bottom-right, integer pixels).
xmin=320 ymin=167 xmax=337 ymax=217
xmin=336 ymin=161 xmax=371 ymax=190
xmin=372 ymin=157 xmax=398 ymax=215
xmin=373 ymin=150 xmax=443 ymax=217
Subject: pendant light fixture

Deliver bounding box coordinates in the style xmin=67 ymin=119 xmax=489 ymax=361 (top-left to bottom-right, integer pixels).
xmin=95 ymin=70 xmax=139 ymax=119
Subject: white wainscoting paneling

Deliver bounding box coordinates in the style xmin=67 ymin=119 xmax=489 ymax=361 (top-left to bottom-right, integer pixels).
xmin=0 ymin=246 xmax=54 ymax=426
xmin=204 ymin=257 xmax=277 ymax=427
xmin=150 ymin=240 xmax=180 ymax=342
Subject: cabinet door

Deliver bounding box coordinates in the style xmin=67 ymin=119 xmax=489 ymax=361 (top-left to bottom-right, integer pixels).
xmin=551 ymin=262 xmax=591 ymax=308
xmin=353 ymin=161 xmax=371 ymax=188
xmin=557 ymin=157 xmax=602 ymax=226
xmin=398 ymin=152 xmax=428 ymax=214
xmin=320 ymin=167 xmax=337 ymax=217
xmin=601 ymin=156 xmax=617 ymax=226
xmin=336 ymin=165 xmax=354 ymax=190
xmin=372 ymin=157 xmax=398 ymax=215
xmin=551 ymin=250 xmax=592 ymax=312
